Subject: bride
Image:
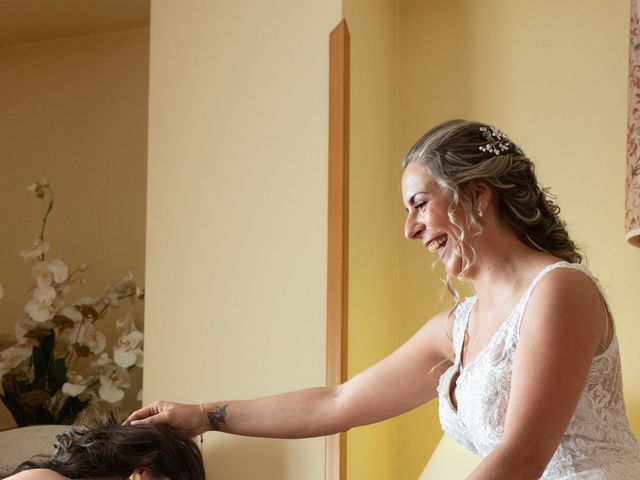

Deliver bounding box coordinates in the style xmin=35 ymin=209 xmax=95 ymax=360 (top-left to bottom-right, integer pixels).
xmin=126 ymin=119 xmax=640 ymax=479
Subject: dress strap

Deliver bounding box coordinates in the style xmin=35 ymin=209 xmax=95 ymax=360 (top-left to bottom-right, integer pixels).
xmin=513 ymin=261 xmax=605 ymax=336
xmin=451 ymin=296 xmax=477 ymax=364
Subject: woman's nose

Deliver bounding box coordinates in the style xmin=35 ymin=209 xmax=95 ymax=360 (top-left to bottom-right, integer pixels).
xmin=404 ymin=214 xmax=423 ymax=240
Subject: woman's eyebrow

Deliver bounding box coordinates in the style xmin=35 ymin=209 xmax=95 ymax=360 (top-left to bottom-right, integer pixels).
xmin=408 ymin=192 xmax=427 ymax=206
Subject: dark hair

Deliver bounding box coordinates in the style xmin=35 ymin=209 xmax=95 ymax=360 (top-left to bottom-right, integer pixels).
xmin=403 ymin=119 xmax=582 ymax=280
xmin=12 ymin=411 xmax=205 ymax=480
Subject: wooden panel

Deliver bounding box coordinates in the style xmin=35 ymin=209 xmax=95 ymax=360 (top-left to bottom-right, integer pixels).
xmin=326 ymin=19 xmax=349 ymax=480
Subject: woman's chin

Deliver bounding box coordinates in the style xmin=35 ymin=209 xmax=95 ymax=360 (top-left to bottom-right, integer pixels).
xmin=440 ymin=251 xmax=464 ymax=278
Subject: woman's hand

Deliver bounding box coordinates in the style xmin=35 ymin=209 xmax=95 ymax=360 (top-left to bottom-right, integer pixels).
xmin=123 ymin=401 xmax=204 ymax=438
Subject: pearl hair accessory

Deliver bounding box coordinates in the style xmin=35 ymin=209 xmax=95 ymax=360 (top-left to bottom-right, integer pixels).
xmin=479 ymin=126 xmax=511 ymax=156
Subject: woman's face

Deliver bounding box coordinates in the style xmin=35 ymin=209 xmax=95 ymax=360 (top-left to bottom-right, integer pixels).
xmin=401 ymin=162 xmax=464 ymax=277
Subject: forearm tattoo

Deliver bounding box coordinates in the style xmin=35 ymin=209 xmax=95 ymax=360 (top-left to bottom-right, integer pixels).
xmin=207 ymin=404 xmax=228 ymax=431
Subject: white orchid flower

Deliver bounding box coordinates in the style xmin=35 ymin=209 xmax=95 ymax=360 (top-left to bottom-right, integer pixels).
xmin=61 ymin=305 xmax=83 ymax=323
xmin=34 ymin=285 xmax=56 ymax=302
xmin=31 ymin=260 xmax=69 ymax=287
xmin=115 ymin=310 xmax=136 ymax=332
xmin=94 ymin=352 xmax=111 ymax=367
xmin=14 ymin=315 xmax=45 ymax=343
xmin=62 ymin=371 xmax=90 ymax=397
xmin=25 ymin=297 xmax=55 ymax=323
xmin=66 ymin=323 xmax=106 ymax=355
xmin=75 ymin=296 xmax=98 ymax=307
xmin=136 ymin=389 xmax=143 ymax=402
xmin=102 ymin=287 xmax=120 ymax=308
xmin=20 ymin=238 xmax=50 ymax=259
xmin=113 ymin=330 xmax=143 ymax=368
xmin=83 ymin=326 xmax=107 ymax=355
xmin=0 ymin=344 xmax=32 ymax=377
xmin=98 ymin=363 xmax=131 ymax=404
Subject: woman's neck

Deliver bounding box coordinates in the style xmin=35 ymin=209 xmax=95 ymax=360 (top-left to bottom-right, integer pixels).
xmin=465 ymin=224 xmax=560 ymax=302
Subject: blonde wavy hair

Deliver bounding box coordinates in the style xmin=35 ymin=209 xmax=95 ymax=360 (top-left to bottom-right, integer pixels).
xmin=403 ymin=119 xmax=583 ymax=302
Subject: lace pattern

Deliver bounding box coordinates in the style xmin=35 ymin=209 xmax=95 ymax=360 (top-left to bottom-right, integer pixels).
xmin=437 ymin=262 xmax=640 ymax=479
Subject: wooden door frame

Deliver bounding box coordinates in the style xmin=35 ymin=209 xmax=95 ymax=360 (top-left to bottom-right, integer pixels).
xmin=325 ymin=19 xmax=350 ymax=480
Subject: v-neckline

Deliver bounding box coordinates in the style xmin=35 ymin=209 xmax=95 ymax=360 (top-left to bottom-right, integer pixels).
xmin=458 ymin=261 xmax=567 ymax=371
xmin=445 ymin=261 xmax=568 ymax=413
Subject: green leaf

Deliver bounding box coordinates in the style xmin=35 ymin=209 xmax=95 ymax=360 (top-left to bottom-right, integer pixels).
xmin=32 ymin=346 xmax=46 ymax=389
xmin=35 ymin=407 xmax=56 ymax=424
xmin=47 ymin=358 xmax=67 ymax=394
xmin=0 ymin=393 xmax=28 ymax=427
xmin=32 ymin=331 xmax=54 ymax=389
xmin=57 ymin=395 xmax=88 ymax=425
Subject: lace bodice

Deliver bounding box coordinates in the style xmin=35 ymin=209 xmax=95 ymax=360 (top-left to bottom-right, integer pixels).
xmin=437 ymin=262 xmax=640 ymax=479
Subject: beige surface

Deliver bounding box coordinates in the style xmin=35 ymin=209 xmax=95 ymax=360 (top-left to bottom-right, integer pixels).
xmin=144 ymin=2 xmax=340 ymax=479
xmin=0 ymin=0 xmax=149 ymax=47
xmin=0 ymin=28 xmax=149 ymax=429
xmin=419 ymin=435 xmax=480 ymax=480
xmin=0 ymin=425 xmax=67 ymax=478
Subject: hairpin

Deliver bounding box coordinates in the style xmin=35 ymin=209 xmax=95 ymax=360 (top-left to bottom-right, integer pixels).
xmin=479 ymin=126 xmax=511 ymax=156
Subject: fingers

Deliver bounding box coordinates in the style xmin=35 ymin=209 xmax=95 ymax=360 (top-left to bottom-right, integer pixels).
xmin=123 ymin=401 xmax=202 ymax=439
xmin=123 ymin=400 xmax=165 ymax=425
xmin=131 ymin=409 xmax=172 ymax=427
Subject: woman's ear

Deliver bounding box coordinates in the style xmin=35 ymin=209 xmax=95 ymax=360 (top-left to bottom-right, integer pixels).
xmin=472 ymin=180 xmax=492 ymax=215
xmin=137 ymin=467 xmax=164 ymax=480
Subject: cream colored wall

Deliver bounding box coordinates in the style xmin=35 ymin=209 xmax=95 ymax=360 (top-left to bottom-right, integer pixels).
xmin=0 ymin=29 xmax=149 ymax=429
xmin=144 ymin=3 xmax=340 ymax=479
xmin=342 ymin=1 xmax=403 ymax=479
xmin=397 ymin=0 xmax=639 ymax=477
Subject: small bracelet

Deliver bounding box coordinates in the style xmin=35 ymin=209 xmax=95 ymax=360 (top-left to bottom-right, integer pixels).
xmin=199 ymin=403 xmax=206 ymax=452
xmin=200 ymin=403 xmax=207 ymax=432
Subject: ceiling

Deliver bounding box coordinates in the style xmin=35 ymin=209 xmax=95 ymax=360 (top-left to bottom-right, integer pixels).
xmin=0 ymin=0 xmax=150 ymax=47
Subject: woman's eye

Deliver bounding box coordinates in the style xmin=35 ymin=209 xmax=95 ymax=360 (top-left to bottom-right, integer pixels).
xmin=415 ymin=201 xmax=427 ymax=211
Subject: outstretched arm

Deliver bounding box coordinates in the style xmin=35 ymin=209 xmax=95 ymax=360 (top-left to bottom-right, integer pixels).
xmin=467 ymin=268 xmax=608 ymax=480
xmin=124 ymin=309 xmax=453 ymax=439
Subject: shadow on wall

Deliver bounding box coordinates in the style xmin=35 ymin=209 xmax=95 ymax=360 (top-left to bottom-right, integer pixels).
xmin=204 ymin=436 xmax=294 ymax=479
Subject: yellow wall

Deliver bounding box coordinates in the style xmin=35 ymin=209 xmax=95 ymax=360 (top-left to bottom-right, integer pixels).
xmin=343 ymin=1 xmax=403 ymax=479
xmin=397 ymin=0 xmax=639 ymax=477
xmin=345 ymin=1 xmax=638 ymax=478
xmin=144 ymin=2 xmax=340 ymax=479
xmin=0 ymin=29 xmax=149 ymax=429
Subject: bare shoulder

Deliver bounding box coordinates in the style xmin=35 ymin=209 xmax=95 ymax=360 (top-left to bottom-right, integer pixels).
xmin=414 ymin=307 xmax=456 ymax=362
xmin=4 ymin=470 xmax=68 ymax=480
xmin=529 ymin=264 xmax=602 ymax=311
xmin=522 ymin=264 xmax=606 ymax=347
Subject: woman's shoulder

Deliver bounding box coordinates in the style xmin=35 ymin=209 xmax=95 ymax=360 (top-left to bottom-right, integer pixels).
xmin=530 ymin=261 xmax=599 ymax=297
xmin=4 ymin=469 xmax=68 ymax=480
xmin=521 ymin=261 xmax=607 ymax=340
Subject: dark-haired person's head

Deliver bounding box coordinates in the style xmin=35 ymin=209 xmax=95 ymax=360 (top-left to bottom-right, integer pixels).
xmin=12 ymin=412 xmax=205 ymax=480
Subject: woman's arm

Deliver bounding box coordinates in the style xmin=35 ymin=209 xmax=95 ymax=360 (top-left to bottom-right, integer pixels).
xmin=467 ymin=268 xmax=607 ymax=480
xmin=125 ymin=309 xmax=453 ymax=439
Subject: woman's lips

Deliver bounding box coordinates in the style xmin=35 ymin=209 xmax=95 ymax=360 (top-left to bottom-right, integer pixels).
xmin=426 ymin=234 xmax=447 ymax=253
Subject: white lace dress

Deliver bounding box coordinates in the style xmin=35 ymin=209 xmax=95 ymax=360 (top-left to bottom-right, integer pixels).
xmin=437 ymin=262 xmax=640 ymax=479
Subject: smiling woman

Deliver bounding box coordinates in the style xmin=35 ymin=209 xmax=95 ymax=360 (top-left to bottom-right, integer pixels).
xmin=126 ymin=119 xmax=640 ymax=479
